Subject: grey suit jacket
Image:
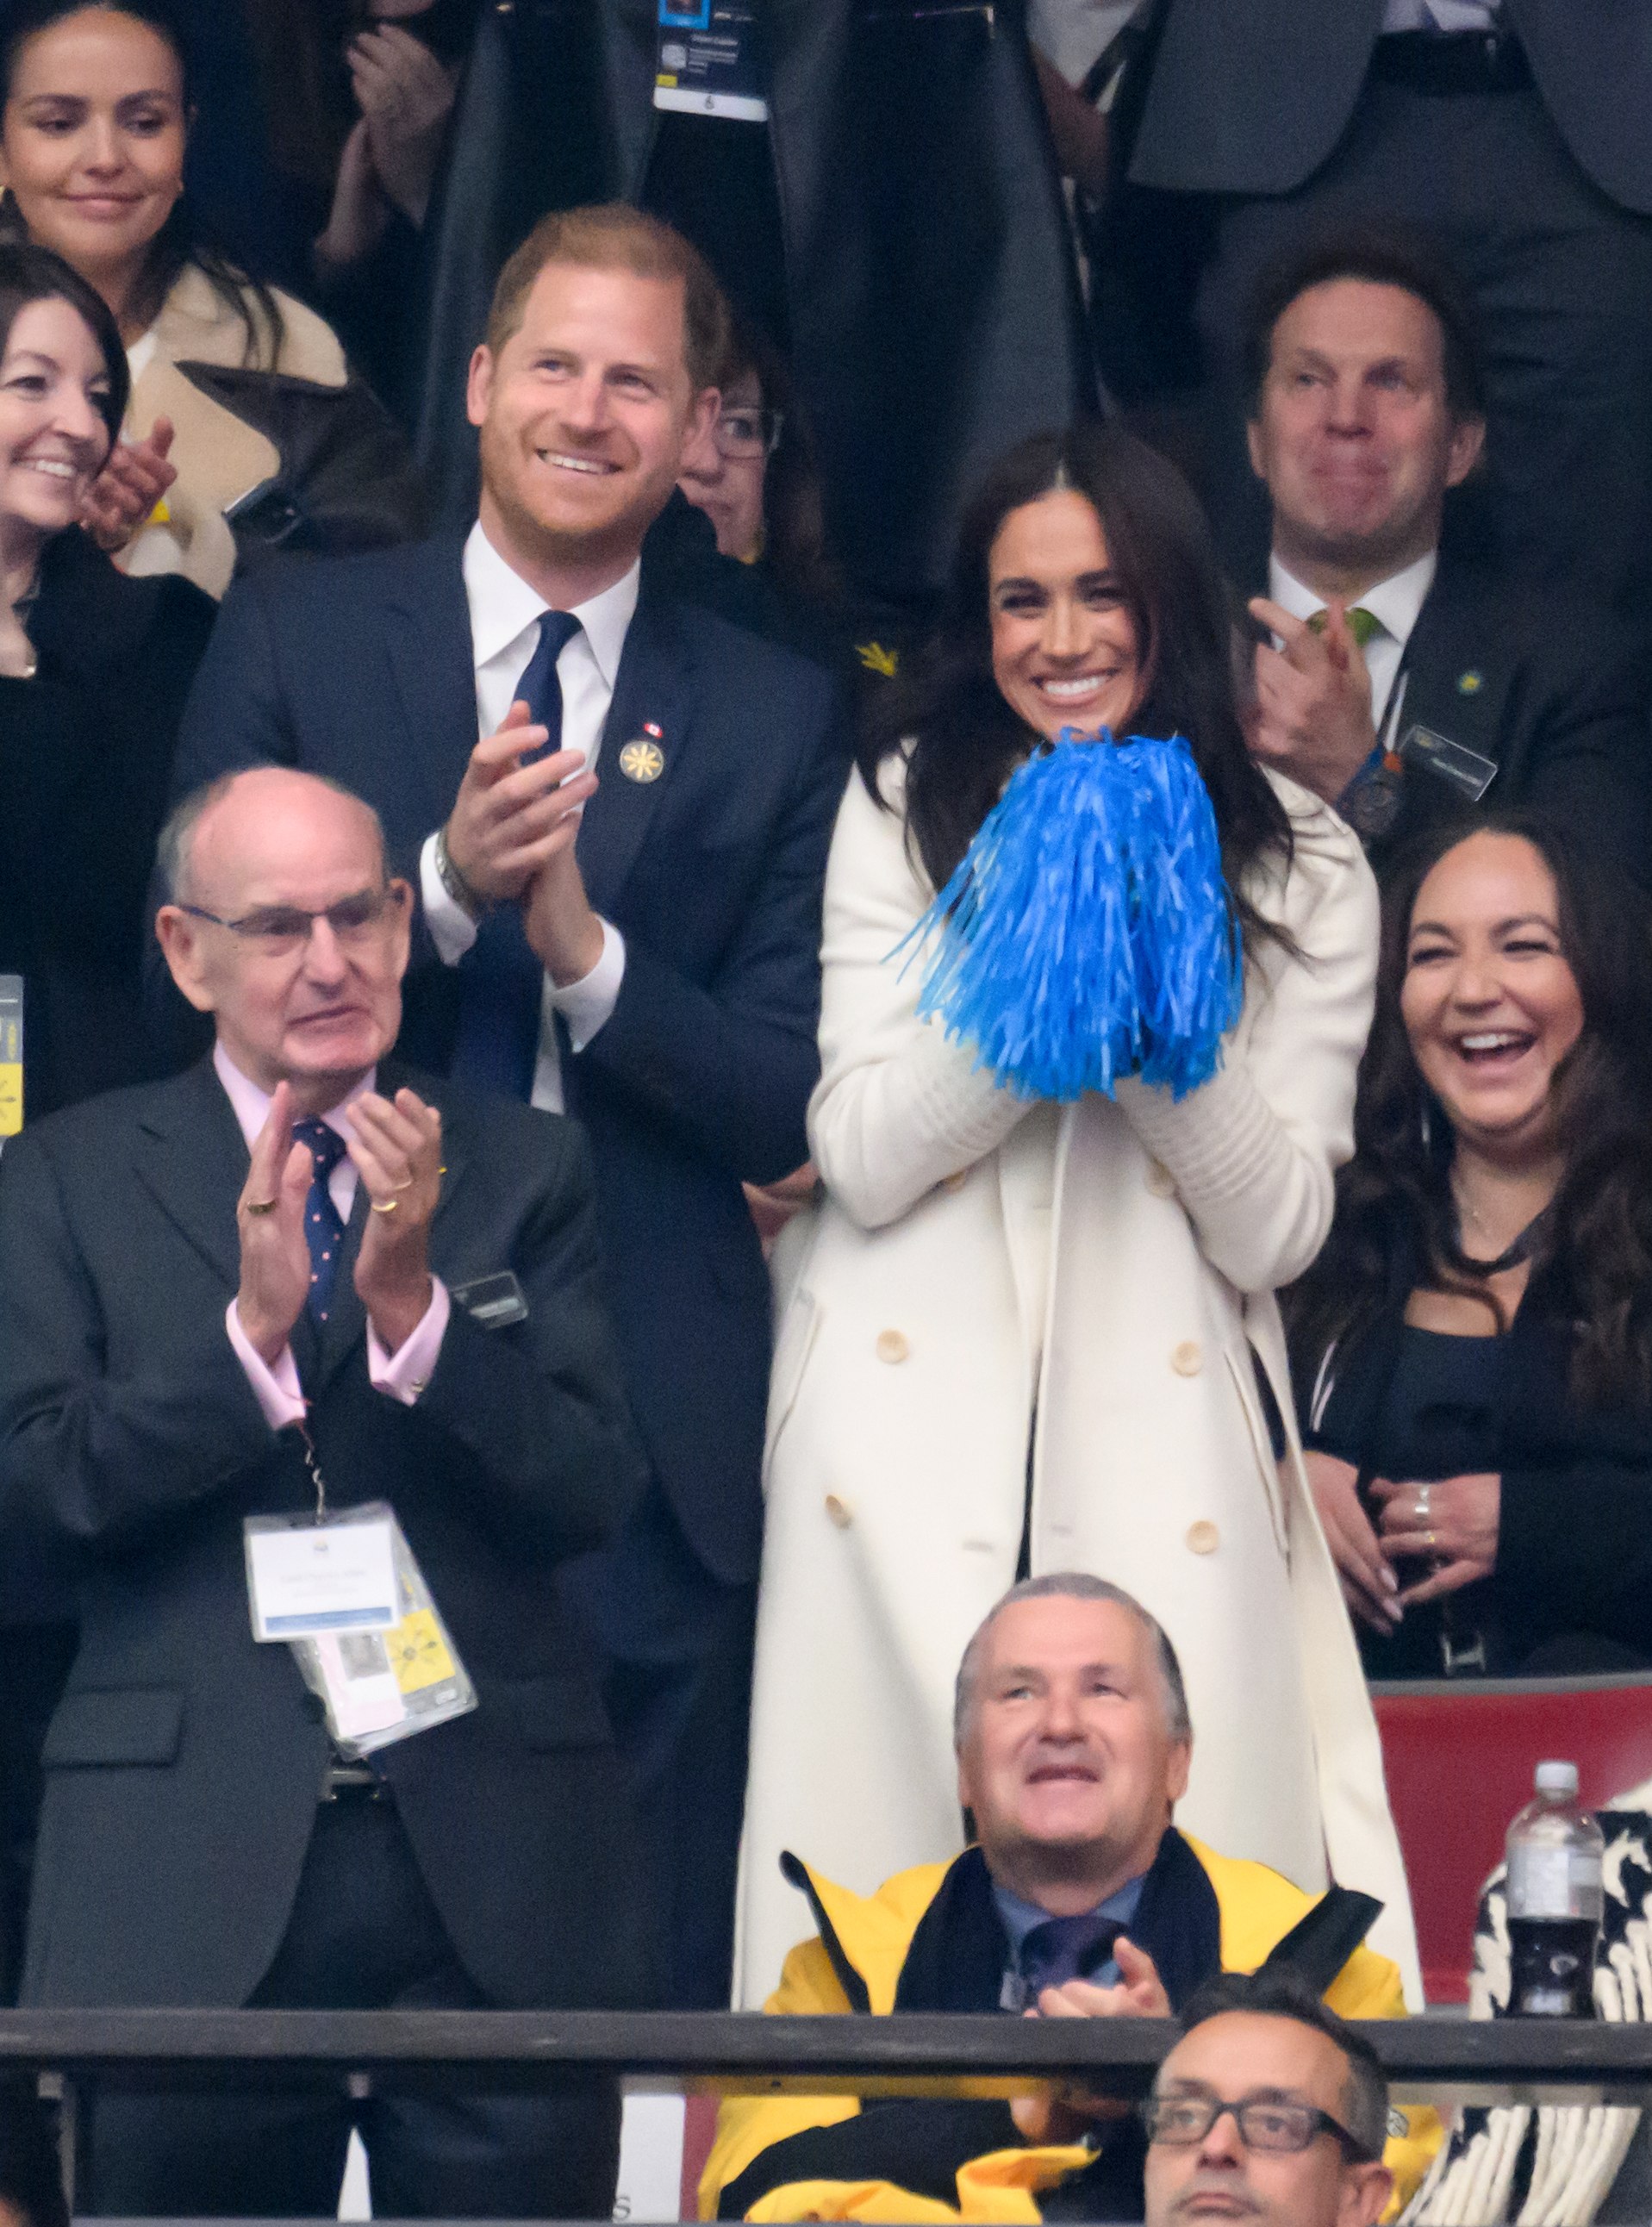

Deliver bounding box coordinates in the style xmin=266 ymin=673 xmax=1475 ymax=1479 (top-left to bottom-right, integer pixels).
xmin=1132 ymin=0 xmax=1652 ymax=214
xmin=0 ymin=1058 xmax=652 ymax=2011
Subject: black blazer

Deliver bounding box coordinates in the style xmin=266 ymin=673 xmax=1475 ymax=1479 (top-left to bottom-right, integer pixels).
xmin=0 ymin=528 xmax=215 ymax=1121
xmin=165 ymin=535 xmax=849 ymax=1585
xmin=0 ymin=1058 xmax=651 ymax=2011
xmin=1280 ymin=556 xmax=1652 ymax=882
xmin=1132 ymin=0 xmax=1652 ymax=213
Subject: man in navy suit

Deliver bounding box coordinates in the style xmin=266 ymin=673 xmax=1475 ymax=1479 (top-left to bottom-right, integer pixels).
xmin=170 ymin=203 xmax=848 ymax=2006
xmin=1237 ymin=233 xmax=1651 ymax=881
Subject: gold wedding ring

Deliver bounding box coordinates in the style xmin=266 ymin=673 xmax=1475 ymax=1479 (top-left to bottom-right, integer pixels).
xmin=370 ymin=1198 xmax=400 ymax=1215
xmin=244 ymin=1200 xmax=278 ymax=1216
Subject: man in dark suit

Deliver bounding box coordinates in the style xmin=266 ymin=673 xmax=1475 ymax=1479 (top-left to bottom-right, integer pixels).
xmin=167 ymin=203 xmax=848 ymax=2007
xmin=1238 ymin=234 xmax=1651 ymax=878
xmin=0 ymin=766 xmax=648 ymax=2216
xmin=1129 ymin=0 xmax=1652 ymax=620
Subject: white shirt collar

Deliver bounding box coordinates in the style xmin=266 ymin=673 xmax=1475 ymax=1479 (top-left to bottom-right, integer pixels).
xmin=212 ymin=1042 xmax=374 ymax=1154
xmin=1268 ymin=547 xmax=1437 ymax=652
xmin=462 ymin=519 xmax=640 ymax=688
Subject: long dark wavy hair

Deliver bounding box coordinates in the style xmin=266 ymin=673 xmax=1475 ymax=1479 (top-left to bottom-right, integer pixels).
xmin=857 ymin=423 xmax=1295 ymax=951
xmin=0 ymin=238 xmax=128 ymax=447
xmin=0 ymin=0 xmax=284 ymax=359
xmin=1284 ymin=814 xmax=1652 ymax=1407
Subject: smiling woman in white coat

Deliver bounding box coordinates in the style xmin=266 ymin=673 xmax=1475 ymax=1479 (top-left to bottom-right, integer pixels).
xmin=732 ymin=424 xmax=1421 ymax=2010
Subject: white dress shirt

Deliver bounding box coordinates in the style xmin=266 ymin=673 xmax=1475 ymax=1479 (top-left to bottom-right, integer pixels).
xmin=1380 ymin=0 xmax=1500 ymax=29
xmin=417 ymin=521 xmax=639 ymax=1114
xmin=1268 ymin=547 xmax=1437 ymax=738
xmin=214 ymin=1045 xmax=451 ymax=1428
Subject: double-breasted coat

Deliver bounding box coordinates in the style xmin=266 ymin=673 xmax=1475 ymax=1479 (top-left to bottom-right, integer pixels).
xmin=732 ymin=755 xmax=1422 ymax=2007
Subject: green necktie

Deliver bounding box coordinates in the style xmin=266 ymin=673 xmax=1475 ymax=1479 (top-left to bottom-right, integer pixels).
xmin=1307 ymin=605 xmax=1381 ymax=648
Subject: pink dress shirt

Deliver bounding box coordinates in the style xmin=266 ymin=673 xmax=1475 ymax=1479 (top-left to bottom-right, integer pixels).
xmin=214 ymin=1045 xmax=451 ymax=1429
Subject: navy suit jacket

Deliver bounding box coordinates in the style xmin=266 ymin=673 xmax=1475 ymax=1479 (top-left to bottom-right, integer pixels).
xmin=1132 ymin=0 xmax=1652 ymax=213
xmin=0 ymin=1059 xmax=651 ymax=2010
xmin=1326 ymin=557 xmax=1652 ymax=880
xmin=167 ymin=536 xmax=849 ymax=1585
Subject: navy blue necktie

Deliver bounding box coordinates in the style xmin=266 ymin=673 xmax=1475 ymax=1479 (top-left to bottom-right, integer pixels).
xmin=451 ymin=610 xmax=583 ymax=1099
xmin=292 ymin=1118 xmax=348 ymax=1322
xmin=1020 ymin=1912 xmax=1123 ymax=2001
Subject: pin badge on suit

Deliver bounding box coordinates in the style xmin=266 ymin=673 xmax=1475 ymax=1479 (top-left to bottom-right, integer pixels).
xmin=619 ymin=722 xmax=665 ymax=783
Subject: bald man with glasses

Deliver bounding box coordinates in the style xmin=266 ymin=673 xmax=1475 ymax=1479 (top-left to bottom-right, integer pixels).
xmin=0 ymin=765 xmax=649 ymax=2219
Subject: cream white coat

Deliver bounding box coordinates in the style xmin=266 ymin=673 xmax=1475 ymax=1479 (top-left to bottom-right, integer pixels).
xmin=118 ymin=266 xmax=348 ymax=598
xmin=732 ymin=755 xmax=1421 ymax=2008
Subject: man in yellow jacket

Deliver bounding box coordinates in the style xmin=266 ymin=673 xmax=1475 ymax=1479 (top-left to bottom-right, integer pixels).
xmin=705 ymin=1574 xmax=1437 ymax=2223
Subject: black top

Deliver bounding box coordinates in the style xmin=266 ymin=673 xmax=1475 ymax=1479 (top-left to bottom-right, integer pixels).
xmin=1295 ymin=1213 xmax=1652 ymax=1680
xmin=1314 ymin=1324 xmax=1518 ymax=1677
xmin=0 ymin=528 xmax=215 ymax=1123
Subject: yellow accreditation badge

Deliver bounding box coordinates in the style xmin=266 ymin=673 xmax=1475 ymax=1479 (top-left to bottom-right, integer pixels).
xmin=0 ymin=976 xmax=22 ymax=1136
xmin=385 ymin=1607 xmax=458 ymax=1694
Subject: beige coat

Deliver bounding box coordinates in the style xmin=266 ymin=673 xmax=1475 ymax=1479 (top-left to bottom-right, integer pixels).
xmin=118 ymin=266 xmax=348 ymax=599
xmin=732 ymin=756 xmax=1422 ymax=2009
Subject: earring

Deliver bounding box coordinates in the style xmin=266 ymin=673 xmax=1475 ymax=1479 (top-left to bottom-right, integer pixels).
xmin=1419 ymin=1095 xmax=1433 ymax=1152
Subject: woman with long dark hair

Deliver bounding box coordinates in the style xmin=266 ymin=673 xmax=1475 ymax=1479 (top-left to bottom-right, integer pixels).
xmin=0 ymin=237 xmax=215 ymax=2003
xmin=1287 ymin=815 xmax=1652 ymax=1680
xmin=733 ymin=423 xmax=1418 ymax=2006
xmin=0 ymin=0 xmax=419 ymax=596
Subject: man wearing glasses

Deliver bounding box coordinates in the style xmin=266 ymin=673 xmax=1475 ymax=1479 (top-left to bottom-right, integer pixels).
xmin=1144 ymin=1969 xmax=1395 ymax=2227
xmin=0 ymin=766 xmax=650 ymax=2216
xmin=166 ymin=200 xmax=847 ymax=2012
xmin=701 ymin=1576 xmax=1437 ymax=2222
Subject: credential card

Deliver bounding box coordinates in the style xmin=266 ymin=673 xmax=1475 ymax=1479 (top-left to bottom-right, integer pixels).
xmin=245 ymin=1515 xmax=399 ymax=1641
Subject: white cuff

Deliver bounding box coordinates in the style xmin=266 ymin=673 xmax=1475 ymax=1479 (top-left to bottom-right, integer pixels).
xmin=546 ymin=919 xmax=626 ymax=1054
xmin=420 ymin=832 xmax=479 ymax=964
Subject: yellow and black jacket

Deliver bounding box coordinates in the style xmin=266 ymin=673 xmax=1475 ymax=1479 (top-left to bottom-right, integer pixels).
xmin=703 ymin=1831 xmax=1439 ymax=2223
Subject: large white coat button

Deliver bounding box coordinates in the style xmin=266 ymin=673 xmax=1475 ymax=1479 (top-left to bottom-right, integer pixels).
xmin=1186 ymin=1521 xmax=1219 ymax=1556
xmin=825 ymin=1494 xmax=854 ymax=1530
xmin=1170 ymin=1340 xmax=1202 ymax=1377
xmin=1145 ymin=1160 xmax=1176 ymax=1198
xmin=876 ymin=1329 xmax=911 ymax=1364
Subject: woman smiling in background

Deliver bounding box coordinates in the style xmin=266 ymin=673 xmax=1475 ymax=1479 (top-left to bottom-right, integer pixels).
xmin=1288 ymin=818 xmax=1652 ymax=1680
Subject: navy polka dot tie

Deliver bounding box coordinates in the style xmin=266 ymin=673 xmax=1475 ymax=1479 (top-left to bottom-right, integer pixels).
xmin=292 ymin=1118 xmax=348 ymax=1321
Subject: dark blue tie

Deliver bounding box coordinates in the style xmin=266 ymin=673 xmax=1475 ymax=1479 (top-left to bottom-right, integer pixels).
xmin=292 ymin=1117 xmax=348 ymax=1322
xmin=1020 ymin=1912 xmax=1123 ymax=2001
xmin=451 ymin=610 xmax=583 ymax=1099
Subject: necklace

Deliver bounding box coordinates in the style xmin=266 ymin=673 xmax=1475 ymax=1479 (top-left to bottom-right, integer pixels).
xmin=1450 ymin=1178 xmax=1549 ymax=1276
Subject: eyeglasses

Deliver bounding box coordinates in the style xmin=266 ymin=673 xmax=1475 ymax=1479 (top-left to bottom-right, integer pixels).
xmin=179 ymin=887 xmax=400 ymax=956
xmin=1142 ymin=2093 xmax=1375 ymax=2161
xmin=714 ymin=406 xmax=783 ymax=459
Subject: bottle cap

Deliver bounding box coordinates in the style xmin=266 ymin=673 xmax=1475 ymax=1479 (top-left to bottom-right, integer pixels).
xmin=1536 ymin=1760 xmax=1580 ymax=1796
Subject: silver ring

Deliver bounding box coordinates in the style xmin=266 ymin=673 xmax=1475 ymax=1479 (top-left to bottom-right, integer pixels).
xmin=1415 ymin=1484 xmax=1431 ymax=1521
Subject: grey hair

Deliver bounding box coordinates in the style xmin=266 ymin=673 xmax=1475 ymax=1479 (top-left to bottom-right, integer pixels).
xmin=157 ymin=769 xmax=389 ymax=904
xmin=952 ymin=1573 xmax=1193 ymax=1750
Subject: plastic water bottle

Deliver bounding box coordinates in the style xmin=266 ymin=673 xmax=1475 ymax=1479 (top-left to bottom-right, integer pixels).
xmin=1502 ymin=1760 xmax=1604 ymax=2018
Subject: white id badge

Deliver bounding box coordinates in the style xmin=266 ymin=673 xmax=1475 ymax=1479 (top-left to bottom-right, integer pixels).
xmin=244 ymin=1506 xmax=399 ymax=1641
xmin=289 ymin=1513 xmax=477 ymax=1757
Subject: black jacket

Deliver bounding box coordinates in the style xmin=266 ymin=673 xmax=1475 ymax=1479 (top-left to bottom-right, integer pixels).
xmin=0 ymin=529 xmax=215 ymax=1121
xmin=164 ymin=534 xmax=849 ymax=1586
xmin=0 ymin=1058 xmax=651 ymax=2010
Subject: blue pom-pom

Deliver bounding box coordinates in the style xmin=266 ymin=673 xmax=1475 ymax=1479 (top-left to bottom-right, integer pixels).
xmin=903 ymin=729 xmax=1242 ymax=1101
